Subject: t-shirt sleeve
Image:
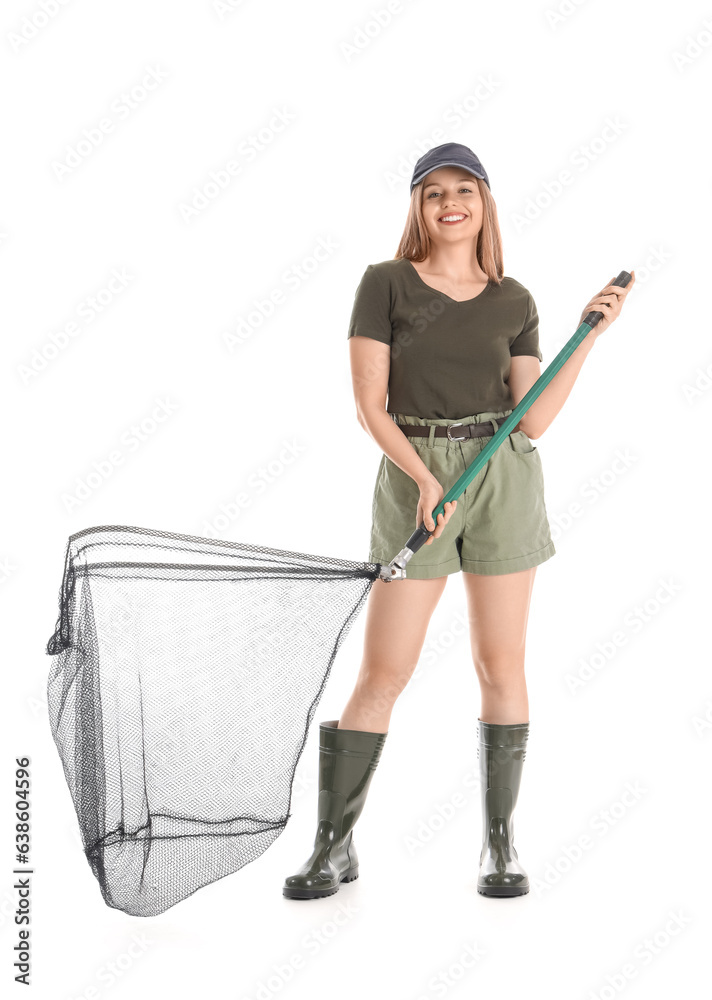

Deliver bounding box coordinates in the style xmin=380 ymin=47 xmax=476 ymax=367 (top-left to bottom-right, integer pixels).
xmin=346 ymin=264 xmax=393 ymax=345
xmin=510 ymin=290 xmax=543 ymax=361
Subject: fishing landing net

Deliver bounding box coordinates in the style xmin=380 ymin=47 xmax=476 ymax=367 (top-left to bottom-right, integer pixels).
xmin=45 ymin=525 xmax=381 ymax=917
xmin=42 ymin=274 xmax=630 ymax=918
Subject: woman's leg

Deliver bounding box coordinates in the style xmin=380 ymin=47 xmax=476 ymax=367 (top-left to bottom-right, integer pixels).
xmin=464 ymin=567 xmax=536 ymax=896
xmin=338 ymin=574 xmax=449 ymax=732
xmin=462 ymin=566 xmax=536 ymax=723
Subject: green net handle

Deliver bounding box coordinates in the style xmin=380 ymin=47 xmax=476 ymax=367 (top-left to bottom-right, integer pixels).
xmin=402 ymin=270 xmax=633 ymax=557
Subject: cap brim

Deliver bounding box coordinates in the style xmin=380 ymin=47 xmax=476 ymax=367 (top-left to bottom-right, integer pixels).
xmin=411 ymin=161 xmax=485 ymax=189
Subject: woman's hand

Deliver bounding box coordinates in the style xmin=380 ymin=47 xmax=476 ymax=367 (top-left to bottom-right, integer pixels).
xmin=579 ymin=270 xmax=636 ymax=338
xmin=416 ymin=476 xmax=457 ymax=545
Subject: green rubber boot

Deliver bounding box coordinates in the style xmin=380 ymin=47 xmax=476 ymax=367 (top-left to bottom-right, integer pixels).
xmin=477 ymin=719 xmax=530 ymax=897
xmin=282 ymin=719 xmax=388 ymax=900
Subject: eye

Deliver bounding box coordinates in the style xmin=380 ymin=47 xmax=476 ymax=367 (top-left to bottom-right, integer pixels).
xmin=427 ymin=187 xmax=473 ymax=198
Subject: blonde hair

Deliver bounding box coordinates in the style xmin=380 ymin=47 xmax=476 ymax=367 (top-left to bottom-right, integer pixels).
xmin=393 ymin=176 xmax=504 ymax=284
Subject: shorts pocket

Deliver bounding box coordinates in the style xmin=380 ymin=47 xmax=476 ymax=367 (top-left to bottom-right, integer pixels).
xmin=371 ymin=455 xmax=387 ymax=514
xmin=508 ymin=429 xmax=538 ymax=455
xmin=381 ymin=455 xmax=421 ymax=512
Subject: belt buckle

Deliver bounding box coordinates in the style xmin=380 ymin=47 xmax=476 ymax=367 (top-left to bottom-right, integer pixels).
xmin=446 ymin=421 xmax=466 ymax=441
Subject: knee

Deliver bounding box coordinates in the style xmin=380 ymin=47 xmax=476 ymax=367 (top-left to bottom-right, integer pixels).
xmin=473 ymin=652 xmax=526 ymax=690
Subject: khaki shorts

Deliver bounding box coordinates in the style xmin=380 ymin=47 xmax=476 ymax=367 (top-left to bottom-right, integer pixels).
xmin=369 ymin=409 xmax=556 ymax=579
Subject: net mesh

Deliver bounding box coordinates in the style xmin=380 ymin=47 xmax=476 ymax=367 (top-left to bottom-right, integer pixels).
xmin=45 ymin=525 xmax=381 ymax=917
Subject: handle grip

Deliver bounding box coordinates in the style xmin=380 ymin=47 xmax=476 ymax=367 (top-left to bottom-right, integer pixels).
xmin=404 ymin=522 xmax=433 ymax=554
xmin=405 ymin=269 xmax=633 ymax=557
xmin=581 ymin=270 xmax=632 ymax=328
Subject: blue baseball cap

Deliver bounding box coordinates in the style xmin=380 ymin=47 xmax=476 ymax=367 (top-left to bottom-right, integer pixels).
xmin=410 ymin=142 xmax=490 ymax=194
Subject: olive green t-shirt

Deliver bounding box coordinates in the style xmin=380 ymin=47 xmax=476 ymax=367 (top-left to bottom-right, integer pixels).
xmin=346 ymin=257 xmax=542 ymax=420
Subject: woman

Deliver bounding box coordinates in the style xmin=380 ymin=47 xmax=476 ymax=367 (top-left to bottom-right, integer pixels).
xmin=283 ymin=141 xmax=634 ymax=900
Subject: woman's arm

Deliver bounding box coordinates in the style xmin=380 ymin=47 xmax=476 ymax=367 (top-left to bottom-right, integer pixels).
xmin=509 ymin=272 xmax=636 ymax=439
xmin=508 ymin=340 xmax=595 ymax=439
xmin=348 ymin=336 xmax=437 ymax=488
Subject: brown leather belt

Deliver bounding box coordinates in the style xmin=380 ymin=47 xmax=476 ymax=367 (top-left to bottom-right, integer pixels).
xmin=394 ymin=417 xmax=510 ymax=441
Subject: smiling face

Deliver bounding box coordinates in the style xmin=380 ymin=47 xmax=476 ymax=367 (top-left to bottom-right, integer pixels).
xmin=420 ymin=165 xmax=483 ymax=244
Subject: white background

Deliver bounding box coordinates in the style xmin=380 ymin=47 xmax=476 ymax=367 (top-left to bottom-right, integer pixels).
xmin=3 ymin=0 xmax=711 ymax=996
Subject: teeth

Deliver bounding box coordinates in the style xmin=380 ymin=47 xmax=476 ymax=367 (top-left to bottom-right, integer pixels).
xmin=440 ymin=215 xmax=465 ymax=222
